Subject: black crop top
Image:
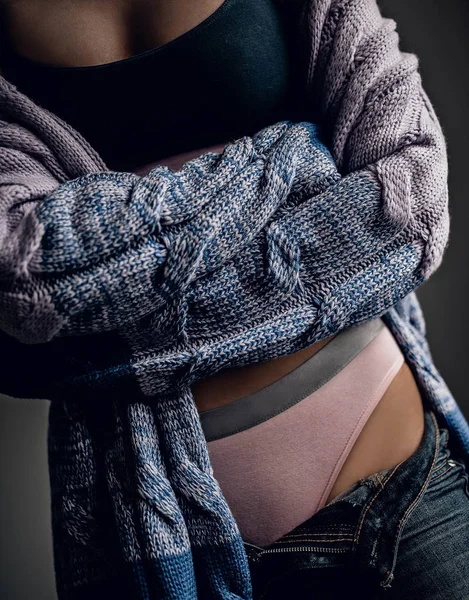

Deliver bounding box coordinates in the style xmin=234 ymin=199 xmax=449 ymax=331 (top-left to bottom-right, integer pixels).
xmin=0 ymin=0 xmax=307 ymax=172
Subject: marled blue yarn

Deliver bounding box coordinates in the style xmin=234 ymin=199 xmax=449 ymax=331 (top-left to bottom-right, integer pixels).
xmin=2 ymin=119 xmax=467 ymax=600
xmin=1 ymin=0 xmax=469 ymax=597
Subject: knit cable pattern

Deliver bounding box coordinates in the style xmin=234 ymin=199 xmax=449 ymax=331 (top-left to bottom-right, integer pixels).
xmin=1 ymin=0 xmax=468 ymax=598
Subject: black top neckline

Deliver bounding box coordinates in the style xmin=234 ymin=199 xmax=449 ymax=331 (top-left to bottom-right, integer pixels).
xmin=0 ymin=0 xmax=236 ymax=72
xmin=0 ymin=0 xmax=306 ymax=172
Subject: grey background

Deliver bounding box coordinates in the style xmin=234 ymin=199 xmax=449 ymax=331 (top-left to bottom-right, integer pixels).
xmin=1 ymin=1 xmax=468 ymax=598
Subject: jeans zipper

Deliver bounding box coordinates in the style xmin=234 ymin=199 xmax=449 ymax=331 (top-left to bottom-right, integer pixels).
xmin=255 ymin=546 xmax=349 ymax=600
xmin=259 ymin=545 xmax=348 ymax=555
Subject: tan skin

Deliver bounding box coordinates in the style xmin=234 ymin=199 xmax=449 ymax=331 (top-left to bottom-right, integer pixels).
xmin=3 ymin=0 xmax=426 ymax=505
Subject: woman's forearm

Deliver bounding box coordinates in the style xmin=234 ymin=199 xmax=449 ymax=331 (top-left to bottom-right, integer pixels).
xmin=0 ymin=0 xmax=448 ymax=350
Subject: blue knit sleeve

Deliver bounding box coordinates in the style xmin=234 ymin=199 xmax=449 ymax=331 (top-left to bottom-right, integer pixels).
xmin=0 ymin=0 xmax=448 ymax=353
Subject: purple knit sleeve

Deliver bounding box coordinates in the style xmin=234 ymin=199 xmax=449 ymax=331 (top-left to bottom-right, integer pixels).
xmin=0 ymin=0 xmax=450 ymax=347
xmin=302 ymin=0 xmax=449 ymax=279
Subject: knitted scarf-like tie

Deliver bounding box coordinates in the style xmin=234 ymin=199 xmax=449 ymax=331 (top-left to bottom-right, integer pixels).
xmin=0 ymin=0 xmax=453 ymax=598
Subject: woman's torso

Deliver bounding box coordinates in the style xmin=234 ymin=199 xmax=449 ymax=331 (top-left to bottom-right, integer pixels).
xmin=0 ymin=0 xmax=307 ymax=170
xmin=0 ymin=0 xmax=425 ymax=507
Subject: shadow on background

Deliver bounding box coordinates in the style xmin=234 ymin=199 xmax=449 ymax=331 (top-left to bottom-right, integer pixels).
xmin=1 ymin=1 xmax=468 ymax=598
xmin=0 ymin=397 xmax=56 ymax=600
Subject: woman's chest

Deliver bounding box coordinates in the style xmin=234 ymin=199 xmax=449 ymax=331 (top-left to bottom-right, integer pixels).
xmin=0 ymin=0 xmax=304 ymax=170
xmin=2 ymin=0 xmax=227 ymax=66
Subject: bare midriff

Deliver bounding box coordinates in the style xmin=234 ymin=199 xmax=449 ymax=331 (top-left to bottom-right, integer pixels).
xmin=193 ymin=340 xmax=425 ymax=505
xmin=4 ymin=0 xmax=426 ymax=506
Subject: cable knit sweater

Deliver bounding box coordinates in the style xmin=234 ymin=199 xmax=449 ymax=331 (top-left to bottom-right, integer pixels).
xmin=0 ymin=0 xmax=468 ymax=598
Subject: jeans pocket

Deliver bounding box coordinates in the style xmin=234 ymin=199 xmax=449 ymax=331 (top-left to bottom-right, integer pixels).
xmin=389 ymin=435 xmax=469 ymax=599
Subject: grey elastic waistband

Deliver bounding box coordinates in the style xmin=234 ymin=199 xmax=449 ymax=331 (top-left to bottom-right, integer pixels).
xmin=199 ymin=318 xmax=385 ymax=442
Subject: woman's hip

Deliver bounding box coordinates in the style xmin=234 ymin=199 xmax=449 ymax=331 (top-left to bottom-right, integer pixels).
xmin=244 ymin=407 xmax=469 ymax=599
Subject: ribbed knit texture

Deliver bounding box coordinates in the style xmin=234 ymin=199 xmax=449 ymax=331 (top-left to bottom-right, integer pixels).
xmin=0 ymin=0 xmax=468 ymax=598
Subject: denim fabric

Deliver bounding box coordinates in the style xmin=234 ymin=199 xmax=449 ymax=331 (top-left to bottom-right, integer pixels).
xmin=243 ymin=407 xmax=469 ymax=599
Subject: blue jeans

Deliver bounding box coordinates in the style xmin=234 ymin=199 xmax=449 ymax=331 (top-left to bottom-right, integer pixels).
xmin=243 ymin=408 xmax=469 ymax=599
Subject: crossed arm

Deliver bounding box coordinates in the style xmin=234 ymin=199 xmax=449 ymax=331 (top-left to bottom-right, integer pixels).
xmin=0 ymin=0 xmax=448 ymax=352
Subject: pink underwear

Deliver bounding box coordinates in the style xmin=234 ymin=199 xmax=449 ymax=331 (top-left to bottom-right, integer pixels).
xmin=198 ymin=319 xmax=404 ymax=548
